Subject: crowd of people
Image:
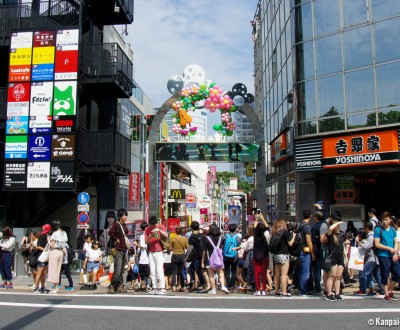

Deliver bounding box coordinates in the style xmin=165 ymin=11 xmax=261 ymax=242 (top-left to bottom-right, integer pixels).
xmin=0 ymin=206 xmax=400 ymax=303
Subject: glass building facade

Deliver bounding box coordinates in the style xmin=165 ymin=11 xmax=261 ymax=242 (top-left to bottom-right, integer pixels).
xmin=255 ymin=0 xmax=400 ymax=221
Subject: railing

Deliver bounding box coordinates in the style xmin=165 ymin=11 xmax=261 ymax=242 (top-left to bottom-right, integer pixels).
xmin=80 ymin=41 xmax=134 ymax=92
xmin=0 ymin=4 xmax=60 ymax=40
xmin=77 ymin=126 xmax=131 ymax=174
xmin=39 ymin=0 xmax=80 ymax=18
xmin=118 ymin=0 xmax=134 ymax=21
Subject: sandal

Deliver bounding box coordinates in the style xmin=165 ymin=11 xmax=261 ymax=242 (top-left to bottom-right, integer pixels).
xmin=50 ymin=289 xmax=58 ymax=294
xmin=281 ymin=293 xmax=292 ymax=297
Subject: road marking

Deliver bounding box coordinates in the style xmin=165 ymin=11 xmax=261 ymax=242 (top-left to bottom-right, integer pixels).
xmin=0 ymin=302 xmax=398 ymax=313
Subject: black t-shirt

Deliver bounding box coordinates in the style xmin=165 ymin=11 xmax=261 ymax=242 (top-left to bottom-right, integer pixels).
xmin=299 ymin=221 xmax=311 ymax=245
xmin=327 ymin=232 xmax=344 ymax=264
xmin=275 ymin=230 xmax=291 ymax=255
xmin=36 ymin=234 xmax=48 ymax=256
xmin=201 ymin=235 xmax=225 ymax=256
xmin=189 ymin=233 xmax=204 ymax=261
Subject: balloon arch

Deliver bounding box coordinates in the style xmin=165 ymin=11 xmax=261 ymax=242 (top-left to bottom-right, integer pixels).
xmin=147 ymin=65 xmax=267 ymax=220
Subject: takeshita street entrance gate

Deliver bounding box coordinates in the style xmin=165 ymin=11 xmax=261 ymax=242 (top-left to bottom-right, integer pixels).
xmin=147 ymin=65 xmax=266 ymax=221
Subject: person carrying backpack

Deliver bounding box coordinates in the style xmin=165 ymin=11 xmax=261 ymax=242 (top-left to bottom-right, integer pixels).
xmin=188 ymin=221 xmax=207 ymax=292
xmin=270 ymin=219 xmax=296 ymax=297
xmin=201 ymin=224 xmax=229 ymax=294
xmin=311 ymin=210 xmax=327 ymax=295
xmin=374 ymin=211 xmax=400 ymax=303
xmin=223 ymin=224 xmax=241 ymax=292
xmin=368 ymin=208 xmax=380 ymax=230
xmin=252 ymin=222 xmax=271 ymax=296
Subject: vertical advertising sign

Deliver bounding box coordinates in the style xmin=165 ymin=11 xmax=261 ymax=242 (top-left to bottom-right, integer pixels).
xmin=9 ymin=32 xmax=33 ymax=82
xmin=29 ymin=81 xmax=53 ymax=134
xmin=7 ymin=83 xmax=30 ymax=117
xmin=55 ymin=29 xmax=79 ymax=80
xmin=31 ymin=30 xmax=56 ymax=81
xmin=128 ymin=172 xmax=141 ymax=210
xmin=52 ymin=81 xmax=77 ymax=116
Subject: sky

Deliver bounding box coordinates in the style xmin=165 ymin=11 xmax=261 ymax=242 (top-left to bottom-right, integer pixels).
xmin=125 ymin=0 xmax=259 ymax=108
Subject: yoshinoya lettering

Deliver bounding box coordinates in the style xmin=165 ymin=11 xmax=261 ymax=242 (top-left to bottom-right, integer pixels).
xmin=296 ymin=160 xmax=322 ymax=167
xmin=335 ymin=153 xmax=381 ymax=164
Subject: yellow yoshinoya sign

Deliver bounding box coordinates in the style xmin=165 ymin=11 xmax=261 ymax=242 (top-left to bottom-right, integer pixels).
xmin=9 ymin=48 xmax=32 ymax=66
xmin=32 ymin=46 xmax=55 ymax=65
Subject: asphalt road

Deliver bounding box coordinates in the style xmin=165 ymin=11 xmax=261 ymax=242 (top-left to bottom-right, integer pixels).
xmin=0 ymin=291 xmax=399 ymax=330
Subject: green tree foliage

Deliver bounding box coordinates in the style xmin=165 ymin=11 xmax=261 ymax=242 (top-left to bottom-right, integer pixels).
xmin=216 ymin=171 xmax=253 ymax=193
xmin=319 ymin=106 xmax=345 ymax=132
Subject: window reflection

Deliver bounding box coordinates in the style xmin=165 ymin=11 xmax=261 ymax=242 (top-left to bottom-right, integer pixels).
xmin=374 ymin=18 xmax=400 ymax=64
xmin=294 ymin=2 xmax=313 ymax=42
xmin=314 ymin=0 xmax=340 ymax=36
xmin=378 ymin=108 xmax=400 ymax=125
xmin=296 ymin=41 xmax=314 ymax=81
xmin=297 ymin=80 xmax=316 ymax=121
xmin=347 ymin=112 xmax=376 ymax=129
xmin=318 ymin=75 xmax=344 ymax=117
xmin=376 ymin=62 xmax=400 ymax=109
xmin=298 ymin=120 xmax=317 ymax=136
xmin=319 ymin=115 xmax=345 ymax=133
xmin=316 ymin=34 xmax=342 ymax=76
xmin=371 ymin=0 xmax=400 ymax=21
xmin=345 ymin=69 xmax=375 ymax=113
xmin=343 ymin=26 xmax=372 ymax=70
xmin=343 ymin=0 xmax=368 ymax=27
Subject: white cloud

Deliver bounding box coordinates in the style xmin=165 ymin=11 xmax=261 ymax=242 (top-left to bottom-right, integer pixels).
xmin=124 ymin=0 xmax=259 ymax=107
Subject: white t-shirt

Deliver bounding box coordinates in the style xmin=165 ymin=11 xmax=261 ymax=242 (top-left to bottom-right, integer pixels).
xmin=86 ymin=248 xmax=102 ymax=262
xmin=83 ymin=242 xmax=91 ymax=254
xmin=139 ymin=234 xmax=149 ymax=265
xmin=51 ymin=230 xmax=68 ymax=249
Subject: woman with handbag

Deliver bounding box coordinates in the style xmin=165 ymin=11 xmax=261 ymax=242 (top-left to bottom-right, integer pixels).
xmin=325 ymin=220 xmax=345 ymax=302
xmin=20 ymin=229 xmax=33 ymax=277
xmin=33 ymin=224 xmax=51 ymax=293
xmin=48 ymin=220 xmax=68 ymax=294
xmin=0 ymin=227 xmax=16 ymax=289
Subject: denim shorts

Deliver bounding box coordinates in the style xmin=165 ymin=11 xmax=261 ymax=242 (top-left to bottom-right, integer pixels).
xmin=87 ymin=261 xmax=100 ymax=272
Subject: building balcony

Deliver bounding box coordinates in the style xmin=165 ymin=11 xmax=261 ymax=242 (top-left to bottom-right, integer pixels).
xmin=76 ymin=126 xmax=131 ymax=176
xmin=80 ymin=41 xmax=134 ymax=99
xmin=85 ymin=0 xmax=134 ymax=26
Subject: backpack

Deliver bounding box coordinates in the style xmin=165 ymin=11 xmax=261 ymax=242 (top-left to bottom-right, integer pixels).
xmin=269 ymin=231 xmax=283 ymax=255
xmin=206 ymin=236 xmax=224 ymax=269
xmin=312 ymin=220 xmax=326 ymax=253
xmin=223 ymin=233 xmax=238 ymax=259
xmin=67 ymin=246 xmax=76 ymax=265
xmin=291 ymin=223 xmax=309 ymax=257
xmin=253 ymin=234 xmax=269 ymax=262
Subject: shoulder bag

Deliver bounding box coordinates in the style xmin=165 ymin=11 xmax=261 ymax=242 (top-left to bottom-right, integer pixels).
xmin=38 ymin=242 xmax=50 ymax=263
xmin=117 ymin=222 xmax=131 ymax=249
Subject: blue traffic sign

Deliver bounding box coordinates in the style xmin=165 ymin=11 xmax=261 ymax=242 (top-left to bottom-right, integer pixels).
xmin=77 ymin=212 xmax=89 ymax=224
xmin=77 ymin=192 xmax=90 ymax=204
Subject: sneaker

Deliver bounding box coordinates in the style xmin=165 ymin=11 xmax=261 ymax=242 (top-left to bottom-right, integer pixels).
xmin=389 ymin=292 xmax=398 ymax=301
xmin=323 ymin=290 xmax=327 ymax=297
xmin=0 ymin=283 xmax=6 ymax=289
xmin=376 ymin=289 xmax=385 ymax=295
xmin=287 ymin=284 xmax=294 ymax=292
xmin=254 ymin=291 xmax=261 ymax=296
xmin=261 ymin=291 xmax=267 ymax=296
xmin=383 ymin=295 xmax=392 ymax=303
xmin=367 ymin=291 xmax=376 ymax=296
xmin=208 ymin=289 xmax=216 ymax=295
xmin=221 ymin=287 xmax=229 ymax=294
xmin=107 ymin=286 xmax=116 ymax=294
xmin=65 ymin=286 xmax=74 ymax=291
xmin=29 ymin=284 xmax=36 ymax=289
xmin=354 ymin=290 xmax=367 ymax=295
xmin=335 ymin=295 xmax=343 ymax=301
xmin=157 ymin=289 xmax=167 ymax=295
xmin=117 ymin=286 xmax=127 ymax=293
xmin=349 ymin=279 xmax=357 ymax=283
xmin=135 ymin=287 xmax=146 ymax=292
xmin=325 ymin=294 xmax=337 ymax=302
xmin=34 ymin=288 xmax=42 ymax=294
xmin=149 ymin=289 xmax=158 ymax=295
xmin=7 ymin=283 xmax=13 ymax=289
xmin=281 ymin=293 xmax=293 ymax=297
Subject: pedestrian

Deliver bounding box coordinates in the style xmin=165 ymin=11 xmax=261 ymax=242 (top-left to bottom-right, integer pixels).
xmin=187 ymin=221 xmax=207 ymax=292
xmin=0 ymin=227 xmax=16 ymax=289
xmin=252 ymin=222 xmax=271 ymax=296
xmin=59 ymin=243 xmax=74 ymax=291
xmin=48 ymin=220 xmax=68 ymax=294
xmin=33 ymin=224 xmax=51 ymax=294
xmin=20 ymin=229 xmax=33 ymax=277
xmin=374 ymin=211 xmax=400 ymax=303
xmin=133 ymin=222 xmax=151 ymax=292
xmin=241 ymin=224 xmax=255 ymax=292
xmin=170 ymin=226 xmax=189 ymax=292
xmin=271 ymin=219 xmax=295 ymax=297
xmin=83 ymin=240 xmax=102 ymax=290
xmin=99 ymin=211 xmax=116 ymax=255
xmin=325 ymin=220 xmax=345 ymax=302
xmin=296 ymin=210 xmax=314 ymax=296
xmin=355 ymin=222 xmax=382 ymax=296
xmin=201 ymin=224 xmax=229 ymax=294
xmin=311 ymin=210 xmax=326 ymax=295
xmin=223 ymin=224 xmax=241 ymax=292
xmin=345 ymin=221 xmax=358 ymax=283
xmin=108 ymin=208 xmax=130 ymax=294
xmin=28 ymin=231 xmax=39 ymax=288
xmin=368 ymin=208 xmax=380 ymax=229
xmin=144 ymin=215 xmax=168 ymax=295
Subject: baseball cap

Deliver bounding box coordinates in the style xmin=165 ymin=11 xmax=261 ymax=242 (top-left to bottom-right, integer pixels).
xmin=41 ymin=224 xmax=51 ymax=235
